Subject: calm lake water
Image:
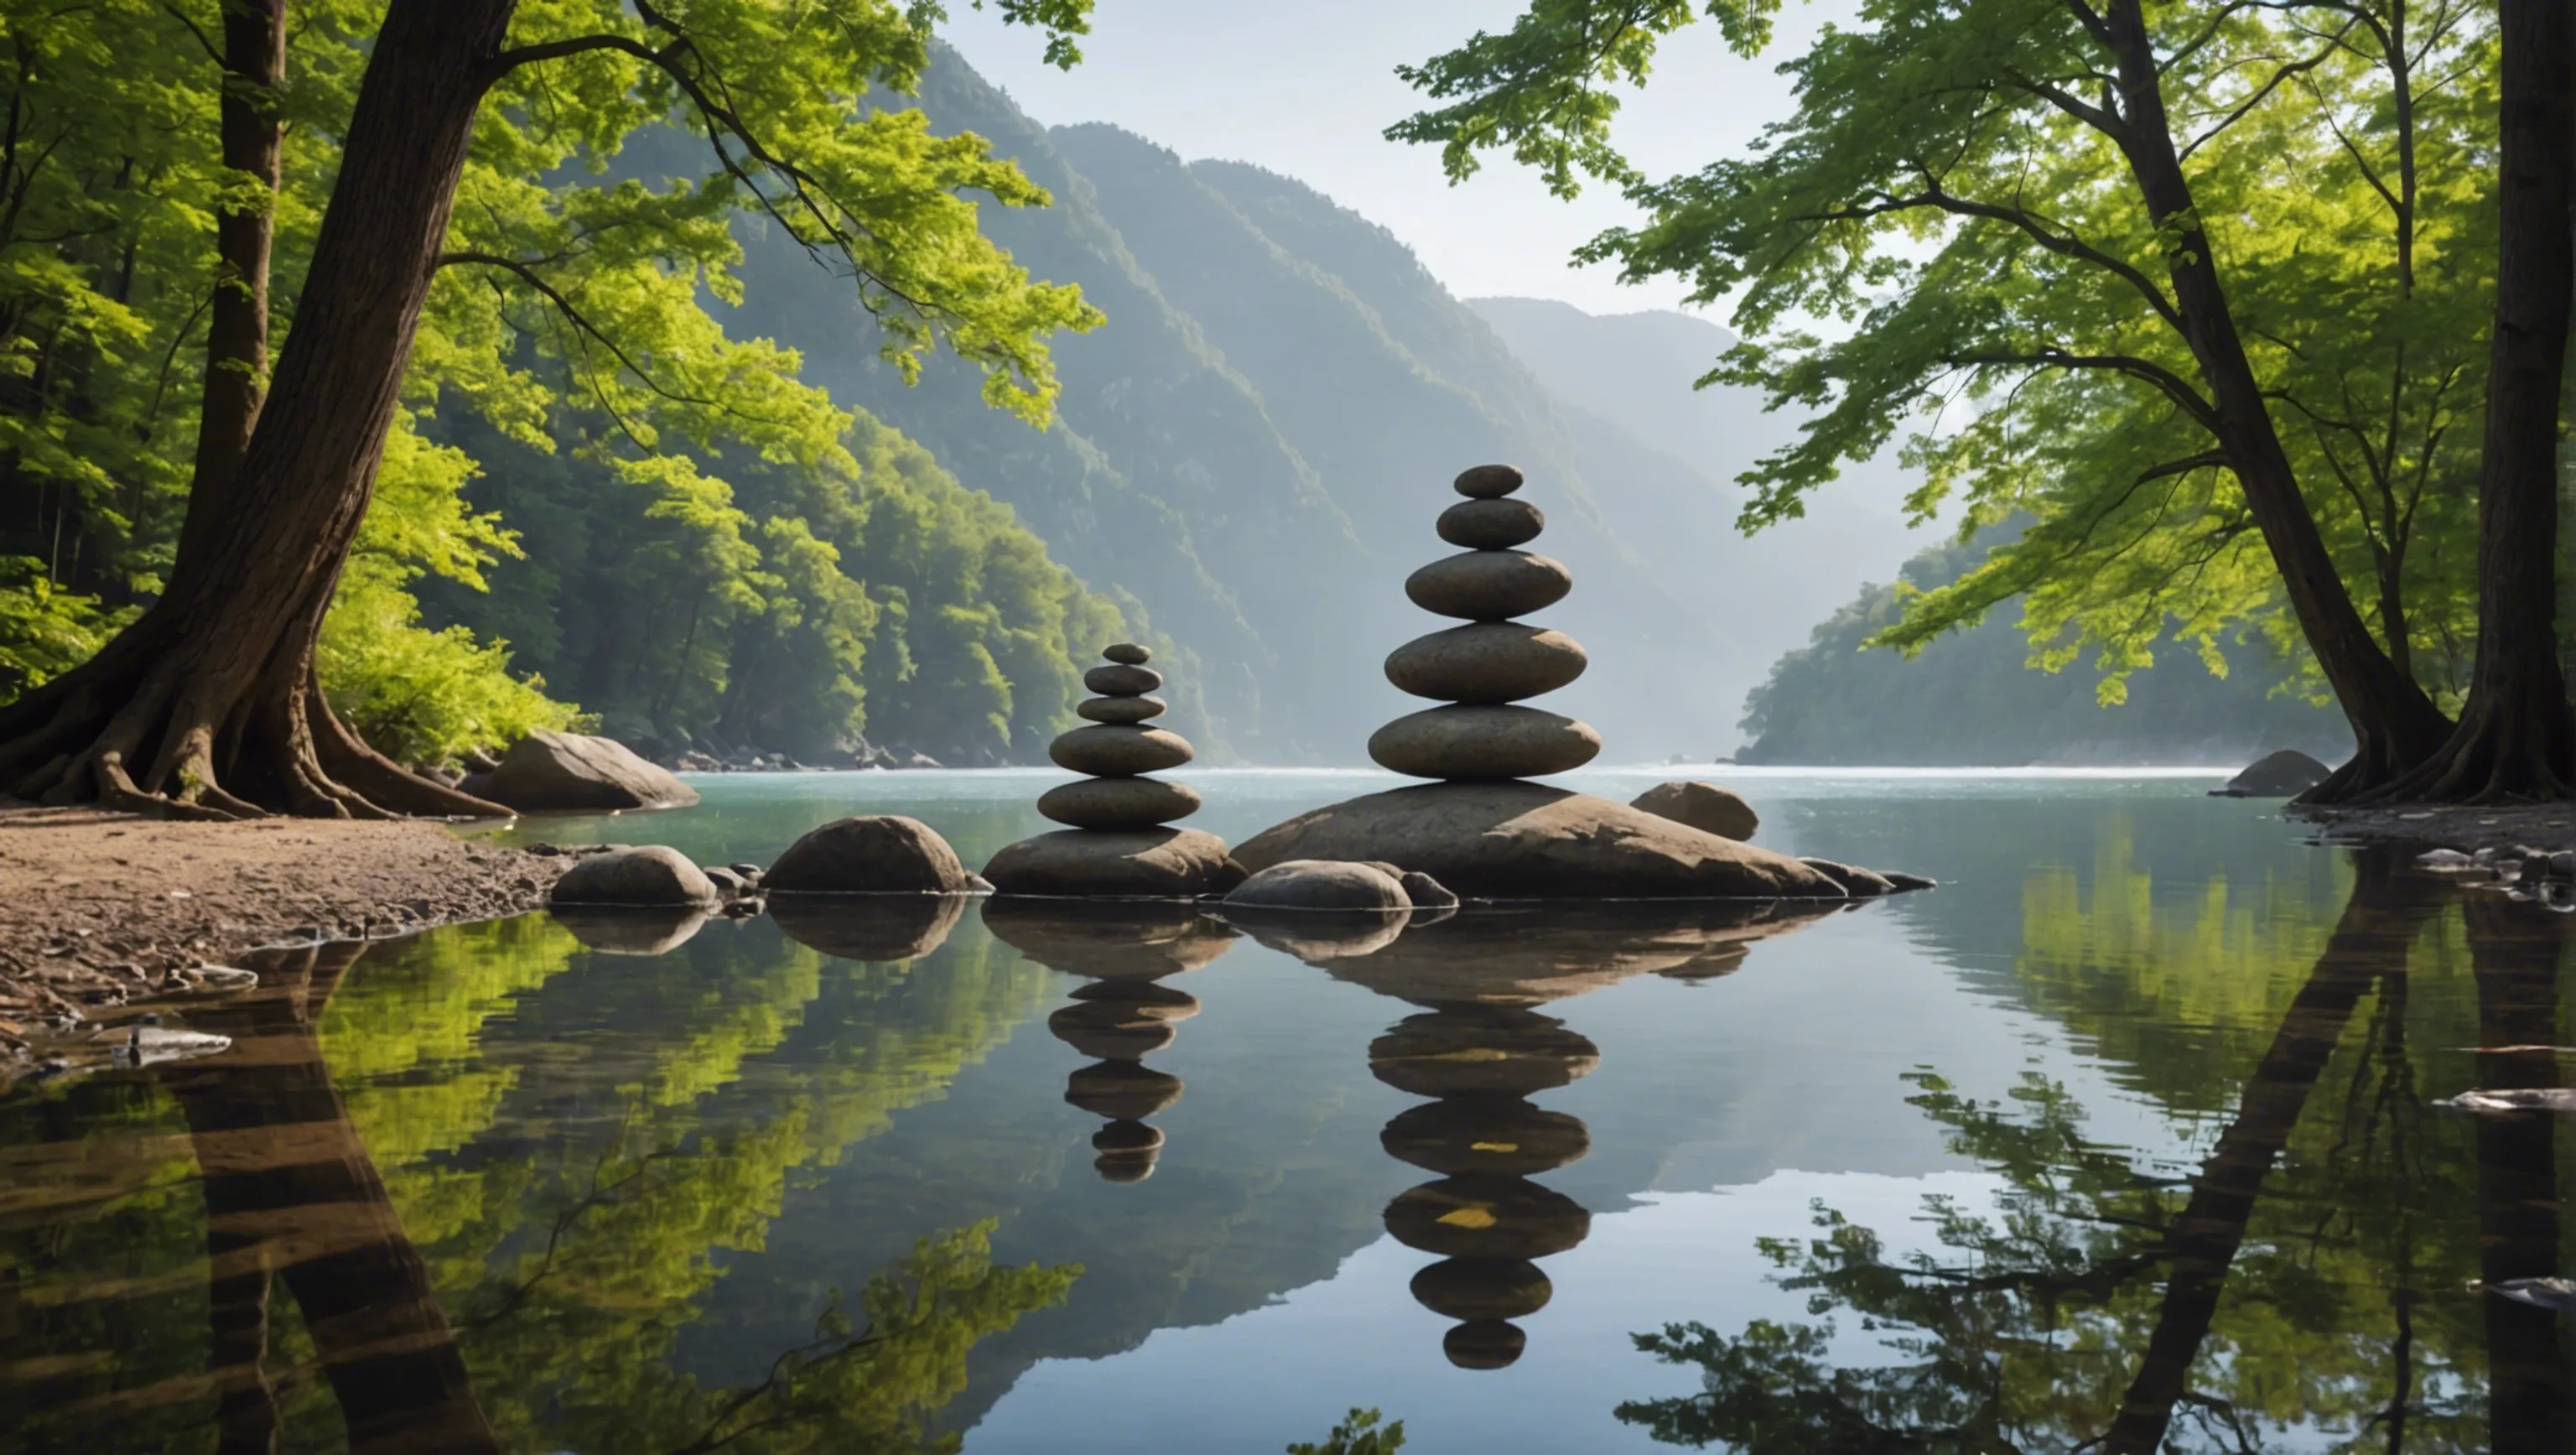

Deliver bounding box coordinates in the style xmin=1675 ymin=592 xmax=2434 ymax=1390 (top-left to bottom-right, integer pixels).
xmin=6 ymin=766 xmax=2572 ymax=1453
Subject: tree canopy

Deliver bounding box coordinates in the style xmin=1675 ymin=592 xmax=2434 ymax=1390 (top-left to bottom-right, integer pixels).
xmin=1394 ymin=0 xmax=2505 ymax=793
xmin=0 ymin=0 xmax=1124 ymax=789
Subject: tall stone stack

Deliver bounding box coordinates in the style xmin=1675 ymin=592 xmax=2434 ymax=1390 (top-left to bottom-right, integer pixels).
xmin=1368 ymin=465 xmax=1602 ymax=782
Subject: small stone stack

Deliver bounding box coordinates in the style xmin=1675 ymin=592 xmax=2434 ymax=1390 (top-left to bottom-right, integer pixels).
xmin=1368 ymin=465 xmax=1602 ymax=781
xmin=1036 ymin=644 xmax=1202 ymax=829
xmin=983 ymin=647 xmax=1242 ymax=897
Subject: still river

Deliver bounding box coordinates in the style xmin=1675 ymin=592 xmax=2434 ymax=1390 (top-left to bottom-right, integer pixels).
xmin=3 ymin=766 xmax=2569 ymax=1453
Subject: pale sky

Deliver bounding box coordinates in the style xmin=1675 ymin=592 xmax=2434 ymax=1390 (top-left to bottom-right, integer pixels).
xmin=937 ymin=0 xmax=1855 ymax=318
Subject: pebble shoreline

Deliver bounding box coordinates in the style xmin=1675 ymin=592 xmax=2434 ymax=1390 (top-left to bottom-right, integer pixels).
xmin=0 ymin=808 xmax=574 ymax=1083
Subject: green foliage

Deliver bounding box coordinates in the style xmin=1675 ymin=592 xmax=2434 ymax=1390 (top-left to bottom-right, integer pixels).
xmin=1737 ymin=526 xmax=2350 ymax=764
xmin=1396 ymin=0 xmax=2496 ymax=706
xmin=1286 ymin=1407 xmax=1406 ymax=1455
xmin=0 ymin=0 xmax=1114 ymax=760
xmin=0 ymin=557 xmax=132 ymax=700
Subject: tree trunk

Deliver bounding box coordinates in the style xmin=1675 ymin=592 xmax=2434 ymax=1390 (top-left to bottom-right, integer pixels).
xmin=177 ymin=0 xmax=287 ymax=565
xmin=2101 ymin=850 xmax=2444 ymax=1452
xmin=0 ymin=0 xmax=518 ymax=818
xmin=2100 ymin=0 xmax=2455 ymax=802
xmin=2365 ymin=0 xmax=2576 ymax=803
xmin=2464 ymin=895 xmax=2568 ymax=1455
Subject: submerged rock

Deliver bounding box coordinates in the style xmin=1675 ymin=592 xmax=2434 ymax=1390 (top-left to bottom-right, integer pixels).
xmin=1629 ymin=781 xmax=1759 ymax=842
xmin=1236 ymin=781 xmax=1843 ymax=900
xmin=549 ymin=845 xmax=721 ymax=907
xmin=480 ymin=730 xmax=699 ymax=813
xmin=764 ymin=815 xmax=973 ymax=895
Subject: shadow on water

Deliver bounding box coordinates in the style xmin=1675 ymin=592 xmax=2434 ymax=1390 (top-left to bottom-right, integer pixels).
xmin=1608 ymin=850 xmax=2576 ymax=1452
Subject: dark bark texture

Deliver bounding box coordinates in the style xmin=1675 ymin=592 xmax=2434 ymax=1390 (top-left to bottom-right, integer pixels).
xmin=0 ymin=0 xmax=519 ymax=818
xmin=2101 ymin=0 xmax=2455 ymax=803
xmin=178 ymin=0 xmax=287 ymax=558
xmin=2363 ymin=0 xmax=2576 ymax=803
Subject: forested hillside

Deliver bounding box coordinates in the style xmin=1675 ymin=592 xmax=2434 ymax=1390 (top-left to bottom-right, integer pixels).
xmin=1737 ymin=530 xmax=2351 ymax=766
xmin=719 ymin=44 xmax=1834 ymax=762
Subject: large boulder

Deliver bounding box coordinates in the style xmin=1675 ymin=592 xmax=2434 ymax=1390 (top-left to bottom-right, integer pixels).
xmin=479 ymin=730 xmax=699 ymax=813
xmin=1233 ymin=782 xmax=1843 ymax=900
xmin=2213 ymin=748 xmax=2334 ymax=798
xmin=1629 ymin=781 xmax=1759 ymax=841
xmin=981 ymin=827 xmax=1245 ymax=899
xmin=1224 ymin=860 xmax=1413 ymax=912
xmin=548 ymin=846 xmax=720 ymax=919
xmin=764 ymin=815 xmax=972 ymax=894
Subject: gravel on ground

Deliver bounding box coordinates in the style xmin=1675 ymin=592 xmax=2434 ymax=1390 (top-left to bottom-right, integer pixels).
xmin=2288 ymin=801 xmax=2576 ymax=855
xmin=0 ymin=808 xmax=570 ymax=1078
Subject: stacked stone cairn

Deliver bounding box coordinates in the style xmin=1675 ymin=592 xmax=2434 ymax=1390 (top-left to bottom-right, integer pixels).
xmin=1036 ymin=643 xmax=1201 ymax=830
xmin=1368 ymin=465 xmax=1602 ymax=782
xmin=983 ymin=646 xmax=1241 ymax=897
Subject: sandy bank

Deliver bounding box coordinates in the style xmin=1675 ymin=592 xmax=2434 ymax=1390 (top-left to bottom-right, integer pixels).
xmin=0 ymin=808 xmax=570 ymax=1078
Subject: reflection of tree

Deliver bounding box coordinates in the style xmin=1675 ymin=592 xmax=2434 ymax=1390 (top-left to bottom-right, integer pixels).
xmin=3 ymin=911 xmax=1072 ymax=1453
xmin=2464 ymin=896 xmax=2568 ymax=1455
xmin=1613 ymin=852 xmax=2527 ymax=1452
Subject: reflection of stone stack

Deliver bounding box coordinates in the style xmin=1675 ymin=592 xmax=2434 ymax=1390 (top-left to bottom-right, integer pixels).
xmin=1038 ymin=644 xmax=1202 ymax=829
xmin=1369 ymin=465 xmax=1601 ymax=781
xmin=1372 ymin=1003 xmax=1595 ymax=1369
xmin=982 ymin=901 xmax=1239 ymax=1182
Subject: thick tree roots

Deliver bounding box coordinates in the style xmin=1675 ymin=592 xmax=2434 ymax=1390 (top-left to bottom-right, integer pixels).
xmin=2348 ymin=696 xmax=2576 ymax=806
xmin=0 ymin=626 xmax=508 ymax=821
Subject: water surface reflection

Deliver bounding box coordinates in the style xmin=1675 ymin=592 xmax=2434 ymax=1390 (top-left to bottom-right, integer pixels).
xmin=6 ymin=793 xmax=2575 ymax=1452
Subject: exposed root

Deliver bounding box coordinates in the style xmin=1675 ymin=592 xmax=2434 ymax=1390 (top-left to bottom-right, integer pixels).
xmin=2 ymin=602 xmax=514 ymax=822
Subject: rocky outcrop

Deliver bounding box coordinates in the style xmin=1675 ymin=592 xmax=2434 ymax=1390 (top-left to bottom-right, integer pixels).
xmin=1236 ymin=781 xmax=1844 ymax=901
xmin=1629 ymin=781 xmax=1759 ymax=841
xmin=2212 ymin=748 xmax=2334 ymax=798
xmin=763 ymin=815 xmax=974 ymax=894
xmin=478 ymin=730 xmax=700 ymax=813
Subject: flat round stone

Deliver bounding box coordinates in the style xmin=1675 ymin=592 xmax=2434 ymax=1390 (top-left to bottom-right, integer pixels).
xmin=1048 ymin=1000 xmax=1178 ymax=1060
xmin=1102 ymin=642 xmax=1152 ymax=665
xmin=1064 ymin=1060 xmax=1183 ymax=1120
xmin=1405 ymin=551 xmax=1571 ymax=621
xmin=1050 ymin=725 xmax=1194 ymax=777
xmin=1085 ymin=663 xmax=1163 ymax=696
xmin=1077 ymin=694 xmax=1167 ymax=725
xmin=1039 ymin=776 xmax=1202 ymax=829
xmin=1454 ymin=463 xmax=1524 ymax=499
xmin=1385 ymin=1177 xmax=1590 ymax=1260
xmin=1411 ymin=1258 xmax=1554 ymax=1322
xmin=1368 ymin=705 xmax=1600 ymax=779
xmin=1385 ymin=623 xmax=1587 ymax=704
xmin=1437 ymin=497 xmax=1545 ymax=549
